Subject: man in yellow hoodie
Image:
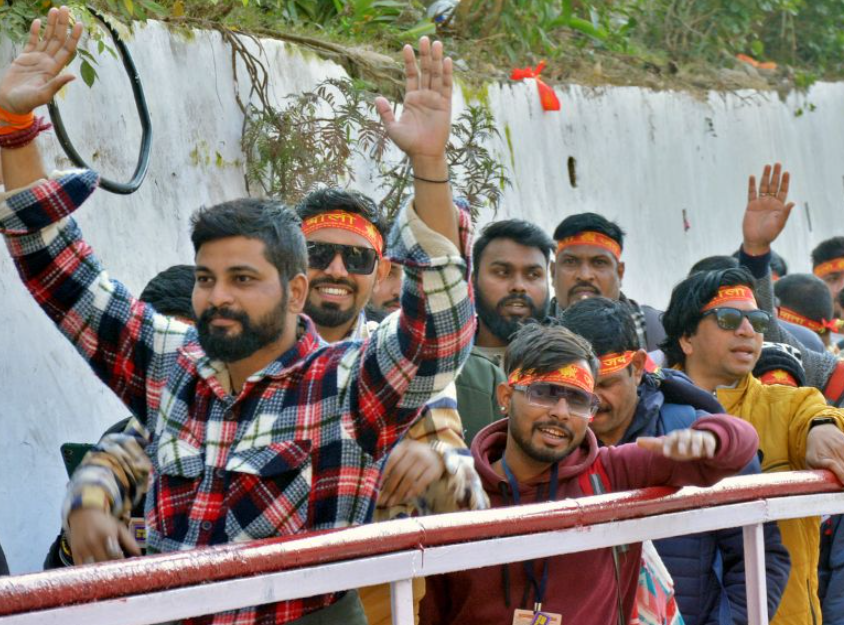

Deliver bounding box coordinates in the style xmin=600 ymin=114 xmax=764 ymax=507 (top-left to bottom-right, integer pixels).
xmin=660 ymin=264 xmax=844 ymax=624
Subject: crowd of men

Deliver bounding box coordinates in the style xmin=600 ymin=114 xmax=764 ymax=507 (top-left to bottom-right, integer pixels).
xmin=1 ymin=6 xmax=844 ymax=625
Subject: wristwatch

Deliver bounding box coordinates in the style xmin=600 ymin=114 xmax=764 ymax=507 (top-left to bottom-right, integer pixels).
xmin=809 ymin=417 xmax=839 ymax=431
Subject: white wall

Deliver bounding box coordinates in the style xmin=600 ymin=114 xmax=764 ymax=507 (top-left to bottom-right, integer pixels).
xmin=0 ymin=22 xmax=841 ymax=573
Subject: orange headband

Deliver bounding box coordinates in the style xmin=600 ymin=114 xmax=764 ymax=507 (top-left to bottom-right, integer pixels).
xmin=814 ymin=258 xmax=844 ymax=279
xmin=703 ymin=286 xmax=757 ymax=311
xmin=508 ymin=364 xmax=595 ymax=394
xmin=301 ymin=211 xmax=383 ymax=258
xmin=556 ymin=231 xmax=621 ymax=261
xmin=758 ymin=369 xmax=799 ymax=388
xmin=778 ymin=306 xmax=827 ymax=334
xmin=599 ymin=351 xmax=636 ymax=376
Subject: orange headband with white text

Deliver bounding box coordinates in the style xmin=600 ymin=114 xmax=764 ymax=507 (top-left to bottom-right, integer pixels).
xmin=599 ymin=351 xmax=636 ymax=376
xmin=703 ymin=286 xmax=757 ymax=311
xmin=556 ymin=231 xmax=622 ymax=261
xmin=301 ymin=211 xmax=384 ymax=258
xmin=814 ymin=258 xmax=844 ymax=279
xmin=508 ymin=364 xmax=595 ymax=394
xmin=778 ymin=307 xmax=827 ymax=334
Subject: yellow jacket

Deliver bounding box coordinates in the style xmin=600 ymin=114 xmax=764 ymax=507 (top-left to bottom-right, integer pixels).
xmin=717 ymin=374 xmax=844 ymax=625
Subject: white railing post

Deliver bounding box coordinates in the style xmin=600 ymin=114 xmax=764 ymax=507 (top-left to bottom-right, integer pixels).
xmin=390 ymin=578 xmax=415 ymax=625
xmin=743 ymin=523 xmax=768 ymax=625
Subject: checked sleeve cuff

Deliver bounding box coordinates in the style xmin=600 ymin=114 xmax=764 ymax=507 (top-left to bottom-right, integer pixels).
xmin=0 ymin=170 xmax=99 ymax=235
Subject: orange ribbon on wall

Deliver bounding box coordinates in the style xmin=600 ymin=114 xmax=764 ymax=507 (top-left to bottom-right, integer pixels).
xmin=510 ymin=61 xmax=561 ymax=112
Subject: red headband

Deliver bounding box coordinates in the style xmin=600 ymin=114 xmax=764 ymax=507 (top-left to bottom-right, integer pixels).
xmin=508 ymin=364 xmax=595 ymax=394
xmin=814 ymin=257 xmax=844 ymax=279
xmin=778 ymin=307 xmax=828 ymax=334
xmin=301 ymin=212 xmax=383 ymax=258
xmin=556 ymin=231 xmax=621 ymax=261
xmin=599 ymin=351 xmax=636 ymax=377
xmin=703 ymin=286 xmax=756 ymax=311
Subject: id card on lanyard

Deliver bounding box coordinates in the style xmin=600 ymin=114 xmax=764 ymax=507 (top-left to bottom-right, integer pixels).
xmin=503 ymin=458 xmax=563 ymax=625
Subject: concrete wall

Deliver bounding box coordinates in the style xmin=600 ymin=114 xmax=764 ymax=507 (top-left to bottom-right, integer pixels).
xmin=0 ymin=21 xmax=841 ymax=573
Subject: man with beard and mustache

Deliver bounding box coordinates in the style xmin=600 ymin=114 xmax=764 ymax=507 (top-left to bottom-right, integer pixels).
xmin=560 ymin=297 xmax=790 ymax=625
xmin=661 ymin=267 xmax=844 ymax=624
xmin=420 ymin=323 xmax=760 ymax=625
xmin=0 ymin=14 xmax=474 ymax=624
xmin=551 ymin=212 xmax=666 ymax=351
xmin=455 ymin=219 xmax=554 ymax=442
xmin=294 ymin=188 xmax=487 ymax=625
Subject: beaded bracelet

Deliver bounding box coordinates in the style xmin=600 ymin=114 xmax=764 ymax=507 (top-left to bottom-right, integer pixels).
xmin=0 ymin=117 xmax=52 ymax=150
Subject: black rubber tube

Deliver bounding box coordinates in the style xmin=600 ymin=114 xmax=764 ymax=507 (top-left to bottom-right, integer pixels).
xmin=47 ymin=7 xmax=152 ymax=195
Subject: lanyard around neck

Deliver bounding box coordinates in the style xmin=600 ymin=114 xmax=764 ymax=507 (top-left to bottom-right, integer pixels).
xmin=501 ymin=457 xmax=559 ymax=609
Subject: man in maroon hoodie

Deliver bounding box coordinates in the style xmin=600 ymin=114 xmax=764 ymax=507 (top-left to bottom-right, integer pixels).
xmin=420 ymin=323 xmax=759 ymax=625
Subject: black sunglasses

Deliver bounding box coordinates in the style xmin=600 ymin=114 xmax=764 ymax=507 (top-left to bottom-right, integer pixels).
xmin=702 ymin=307 xmax=771 ymax=334
xmin=307 ymin=241 xmax=379 ymax=275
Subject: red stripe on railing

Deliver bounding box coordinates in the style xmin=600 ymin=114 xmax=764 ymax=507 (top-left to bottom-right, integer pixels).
xmin=0 ymin=470 xmax=840 ymax=615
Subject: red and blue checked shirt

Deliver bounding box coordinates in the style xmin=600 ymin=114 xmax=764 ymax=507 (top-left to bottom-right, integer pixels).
xmin=0 ymin=171 xmax=475 ymax=624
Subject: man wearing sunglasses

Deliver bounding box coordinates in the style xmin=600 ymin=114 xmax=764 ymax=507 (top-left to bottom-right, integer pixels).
xmin=421 ymin=323 xmax=759 ymax=625
xmin=661 ymin=267 xmax=844 ymax=625
xmin=561 ymin=297 xmax=790 ymax=625
xmin=0 ymin=10 xmax=473 ymax=624
xmin=294 ymin=189 xmax=487 ymax=624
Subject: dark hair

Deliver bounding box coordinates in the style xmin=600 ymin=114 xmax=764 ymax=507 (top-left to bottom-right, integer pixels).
xmin=295 ymin=188 xmax=387 ymax=250
xmin=190 ymin=199 xmax=307 ymax=282
xmin=775 ymin=273 xmax=833 ymax=322
xmin=839 ymin=288 xmax=844 ymax=309
xmin=559 ymin=297 xmax=639 ymax=356
xmin=472 ymin=219 xmax=555 ymax=270
xmin=660 ymin=267 xmax=758 ymax=367
xmin=139 ymin=264 xmax=196 ymax=320
xmin=812 ymin=237 xmax=844 ymax=268
xmin=552 ymin=212 xmax=625 ymax=251
xmin=690 ymin=255 xmax=739 ymax=275
xmin=504 ymin=322 xmax=598 ymax=378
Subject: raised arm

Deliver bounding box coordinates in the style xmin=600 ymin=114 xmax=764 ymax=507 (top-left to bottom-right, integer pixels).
xmin=0 ymin=8 xmax=191 ymax=423
xmin=737 ymin=163 xmax=840 ymax=389
xmin=375 ymin=38 xmax=458 ymax=247
xmin=340 ymin=39 xmax=474 ymax=458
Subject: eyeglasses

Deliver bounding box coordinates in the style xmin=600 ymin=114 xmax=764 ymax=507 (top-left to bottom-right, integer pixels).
xmin=307 ymin=242 xmax=379 ymax=275
xmin=702 ymin=307 xmax=771 ymax=334
xmin=512 ymin=383 xmax=599 ymax=419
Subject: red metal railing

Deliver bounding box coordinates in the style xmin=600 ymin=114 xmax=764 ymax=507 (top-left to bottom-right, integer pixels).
xmin=0 ymin=470 xmax=840 ymax=619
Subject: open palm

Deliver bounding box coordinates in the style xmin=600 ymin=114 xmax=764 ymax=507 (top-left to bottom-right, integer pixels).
xmin=742 ymin=163 xmax=796 ymax=254
xmin=0 ymin=6 xmax=83 ymax=115
xmin=374 ymin=37 xmax=452 ymax=160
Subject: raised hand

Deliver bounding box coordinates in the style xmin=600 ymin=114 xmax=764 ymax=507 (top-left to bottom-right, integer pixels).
xmin=374 ymin=37 xmax=452 ymax=162
xmin=742 ymin=163 xmax=796 ymax=256
xmin=0 ymin=6 xmax=83 ymax=116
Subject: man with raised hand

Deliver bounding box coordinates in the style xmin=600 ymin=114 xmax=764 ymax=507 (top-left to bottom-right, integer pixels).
xmin=293 ymin=188 xmax=486 ymax=624
xmin=0 ymin=7 xmax=473 ymax=624
xmin=660 ymin=266 xmax=844 ymax=624
xmin=733 ymin=163 xmax=844 ymax=406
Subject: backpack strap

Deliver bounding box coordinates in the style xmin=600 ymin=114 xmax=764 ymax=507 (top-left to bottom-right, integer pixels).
xmin=824 ymin=361 xmax=844 ymax=407
xmin=579 ymin=457 xmax=627 ymax=625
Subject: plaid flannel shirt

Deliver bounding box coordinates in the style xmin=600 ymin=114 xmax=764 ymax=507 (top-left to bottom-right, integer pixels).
xmin=1 ymin=171 xmax=475 ymax=624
